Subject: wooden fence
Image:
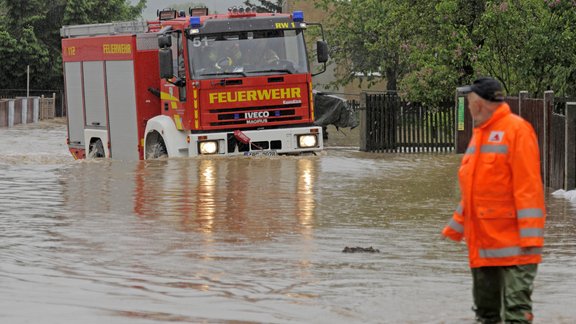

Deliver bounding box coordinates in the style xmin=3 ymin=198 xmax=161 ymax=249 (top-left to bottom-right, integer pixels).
xmin=549 ymin=111 xmax=566 ymax=189
xmin=39 ymin=95 xmax=56 ymax=120
xmin=550 ymin=98 xmax=576 ymax=190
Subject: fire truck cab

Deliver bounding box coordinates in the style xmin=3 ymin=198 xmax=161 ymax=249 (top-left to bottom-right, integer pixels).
xmin=61 ymin=7 xmax=328 ymax=160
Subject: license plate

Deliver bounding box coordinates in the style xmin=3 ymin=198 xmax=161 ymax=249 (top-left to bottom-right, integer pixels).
xmin=244 ymin=150 xmax=278 ymax=157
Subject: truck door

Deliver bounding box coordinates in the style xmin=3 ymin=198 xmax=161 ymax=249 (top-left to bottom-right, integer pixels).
xmin=83 ymin=61 xmax=108 ymax=128
xmin=106 ymin=59 xmax=139 ymax=161
xmin=160 ymin=31 xmax=187 ymax=130
xmin=172 ymin=31 xmax=186 ymax=102
xmin=64 ymin=62 xmax=84 ymax=148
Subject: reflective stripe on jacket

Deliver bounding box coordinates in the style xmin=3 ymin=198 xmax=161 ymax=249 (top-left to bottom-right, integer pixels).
xmin=442 ymin=103 xmax=546 ymax=268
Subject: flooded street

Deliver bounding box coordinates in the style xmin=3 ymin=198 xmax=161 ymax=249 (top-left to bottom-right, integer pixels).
xmin=1 ymin=120 xmax=575 ymax=323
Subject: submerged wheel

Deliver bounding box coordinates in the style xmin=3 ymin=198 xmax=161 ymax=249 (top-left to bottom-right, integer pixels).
xmin=88 ymin=139 xmax=105 ymax=158
xmin=145 ymin=131 xmax=168 ymax=159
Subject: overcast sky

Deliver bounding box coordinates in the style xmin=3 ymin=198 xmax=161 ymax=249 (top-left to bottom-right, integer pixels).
xmin=136 ymin=0 xmax=241 ymax=18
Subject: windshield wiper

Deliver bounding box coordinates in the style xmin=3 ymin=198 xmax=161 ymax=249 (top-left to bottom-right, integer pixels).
xmin=247 ymin=69 xmax=294 ymax=75
xmin=200 ymin=71 xmax=247 ymax=77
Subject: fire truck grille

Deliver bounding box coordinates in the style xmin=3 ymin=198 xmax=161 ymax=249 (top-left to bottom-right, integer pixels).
xmin=209 ymin=103 xmax=304 ymax=126
xmin=217 ymin=109 xmax=295 ymax=121
xmin=211 ymin=115 xmax=302 ymax=126
xmin=208 ymin=103 xmax=300 ymax=114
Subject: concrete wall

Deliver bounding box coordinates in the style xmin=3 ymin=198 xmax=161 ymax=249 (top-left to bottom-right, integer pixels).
xmin=0 ymin=97 xmax=46 ymax=128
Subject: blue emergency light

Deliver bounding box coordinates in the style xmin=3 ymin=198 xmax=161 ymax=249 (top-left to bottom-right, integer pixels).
xmin=292 ymin=11 xmax=304 ymax=22
xmin=189 ymin=16 xmax=201 ymax=28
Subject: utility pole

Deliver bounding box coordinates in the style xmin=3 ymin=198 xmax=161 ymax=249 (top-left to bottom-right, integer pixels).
xmin=27 ymin=65 xmax=30 ymax=98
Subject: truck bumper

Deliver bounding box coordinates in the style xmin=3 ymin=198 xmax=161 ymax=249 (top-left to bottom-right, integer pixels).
xmin=188 ymin=126 xmax=323 ymax=156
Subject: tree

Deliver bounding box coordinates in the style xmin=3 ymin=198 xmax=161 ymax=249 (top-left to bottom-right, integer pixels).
xmin=315 ymin=0 xmax=419 ymax=92
xmin=19 ymin=26 xmax=51 ymax=87
xmin=400 ymin=0 xmax=488 ymax=104
xmin=63 ymin=0 xmax=146 ymax=25
xmin=0 ymin=0 xmax=146 ymax=91
xmin=457 ymin=0 xmax=576 ymax=97
xmin=0 ymin=29 xmax=20 ymax=88
xmin=243 ymin=0 xmax=284 ymax=13
xmin=0 ymin=0 xmax=5 ymax=16
xmin=63 ymin=0 xmax=93 ymax=25
xmin=314 ymin=0 xmax=576 ymax=104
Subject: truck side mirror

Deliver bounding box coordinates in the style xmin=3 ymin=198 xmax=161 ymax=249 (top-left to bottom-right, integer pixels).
xmin=317 ymin=41 xmax=329 ymax=63
xmin=159 ymin=48 xmax=173 ymax=79
xmin=158 ymin=34 xmax=172 ymax=48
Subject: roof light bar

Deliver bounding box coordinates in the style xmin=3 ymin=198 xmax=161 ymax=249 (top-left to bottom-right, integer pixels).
xmin=293 ymin=11 xmax=304 ymax=22
xmin=189 ymin=7 xmax=208 ymax=16
xmin=189 ymin=16 xmax=201 ymax=28
xmin=227 ymin=6 xmax=257 ymax=16
xmin=158 ymin=8 xmax=177 ymax=20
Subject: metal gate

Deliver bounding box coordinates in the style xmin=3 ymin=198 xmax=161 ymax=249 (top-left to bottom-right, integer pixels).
xmin=360 ymin=93 xmax=454 ymax=153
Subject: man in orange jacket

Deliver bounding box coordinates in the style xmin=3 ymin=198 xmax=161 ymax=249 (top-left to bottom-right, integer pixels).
xmin=442 ymin=77 xmax=546 ymax=323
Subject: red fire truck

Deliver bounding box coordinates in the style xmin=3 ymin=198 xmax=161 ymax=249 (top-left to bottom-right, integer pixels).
xmin=60 ymin=7 xmax=328 ymax=160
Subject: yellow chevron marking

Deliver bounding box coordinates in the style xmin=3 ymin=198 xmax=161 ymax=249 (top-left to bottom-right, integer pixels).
xmin=174 ymin=115 xmax=183 ymax=130
xmin=160 ymin=91 xmax=178 ymax=101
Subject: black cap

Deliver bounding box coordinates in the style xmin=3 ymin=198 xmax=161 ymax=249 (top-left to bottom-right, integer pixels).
xmin=458 ymin=77 xmax=504 ymax=102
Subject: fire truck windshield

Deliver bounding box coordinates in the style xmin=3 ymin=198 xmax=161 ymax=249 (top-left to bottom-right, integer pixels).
xmin=188 ymin=29 xmax=309 ymax=79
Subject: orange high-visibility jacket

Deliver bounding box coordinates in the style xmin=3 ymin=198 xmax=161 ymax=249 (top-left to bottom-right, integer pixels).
xmin=442 ymin=103 xmax=546 ymax=268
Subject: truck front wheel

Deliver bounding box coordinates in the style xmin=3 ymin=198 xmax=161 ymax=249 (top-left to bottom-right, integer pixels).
xmin=145 ymin=131 xmax=168 ymax=159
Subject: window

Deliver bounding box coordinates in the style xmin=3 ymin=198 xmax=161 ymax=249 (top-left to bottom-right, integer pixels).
xmin=188 ymin=29 xmax=309 ymax=79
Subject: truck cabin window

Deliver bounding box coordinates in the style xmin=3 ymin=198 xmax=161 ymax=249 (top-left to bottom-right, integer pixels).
xmin=188 ymin=29 xmax=309 ymax=79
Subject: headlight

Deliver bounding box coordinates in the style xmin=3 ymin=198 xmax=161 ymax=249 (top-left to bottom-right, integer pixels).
xmin=199 ymin=141 xmax=218 ymax=154
xmin=297 ymin=134 xmax=318 ymax=148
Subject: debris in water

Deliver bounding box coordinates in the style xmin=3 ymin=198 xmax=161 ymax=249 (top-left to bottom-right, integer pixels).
xmin=342 ymin=246 xmax=380 ymax=253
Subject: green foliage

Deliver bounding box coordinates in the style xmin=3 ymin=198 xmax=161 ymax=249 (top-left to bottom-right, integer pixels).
xmin=243 ymin=0 xmax=284 ymax=13
xmin=63 ymin=0 xmax=146 ymax=25
xmin=399 ymin=0 xmax=483 ymax=104
xmin=0 ymin=28 xmax=20 ymax=85
xmin=63 ymin=0 xmax=93 ymax=25
xmin=19 ymin=27 xmax=51 ymax=86
xmin=0 ymin=0 xmax=145 ymax=90
xmin=316 ymin=0 xmax=576 ymax=105
xmin=315 ymin=0 xmax=418 ymax=92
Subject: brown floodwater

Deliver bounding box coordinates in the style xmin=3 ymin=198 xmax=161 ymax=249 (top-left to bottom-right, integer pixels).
xmin=1 ymin=120 xmax=574 ymax=323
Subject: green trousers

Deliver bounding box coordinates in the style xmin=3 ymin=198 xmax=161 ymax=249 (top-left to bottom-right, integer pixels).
xmin=471 ymin=264 xmax=538 ymax=324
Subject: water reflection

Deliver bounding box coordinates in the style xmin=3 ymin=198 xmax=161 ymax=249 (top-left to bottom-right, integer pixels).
xmin=198 ymin=159 xmax=216 ymax=232
xmin=297 ymin=157 xmax=315 ymax=226
xmin=90 ymin=157 xmax=322 ymax=242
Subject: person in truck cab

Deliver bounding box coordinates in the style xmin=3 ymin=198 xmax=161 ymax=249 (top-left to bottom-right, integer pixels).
xmin=210 ymin=39 xmax=243 ymax=70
